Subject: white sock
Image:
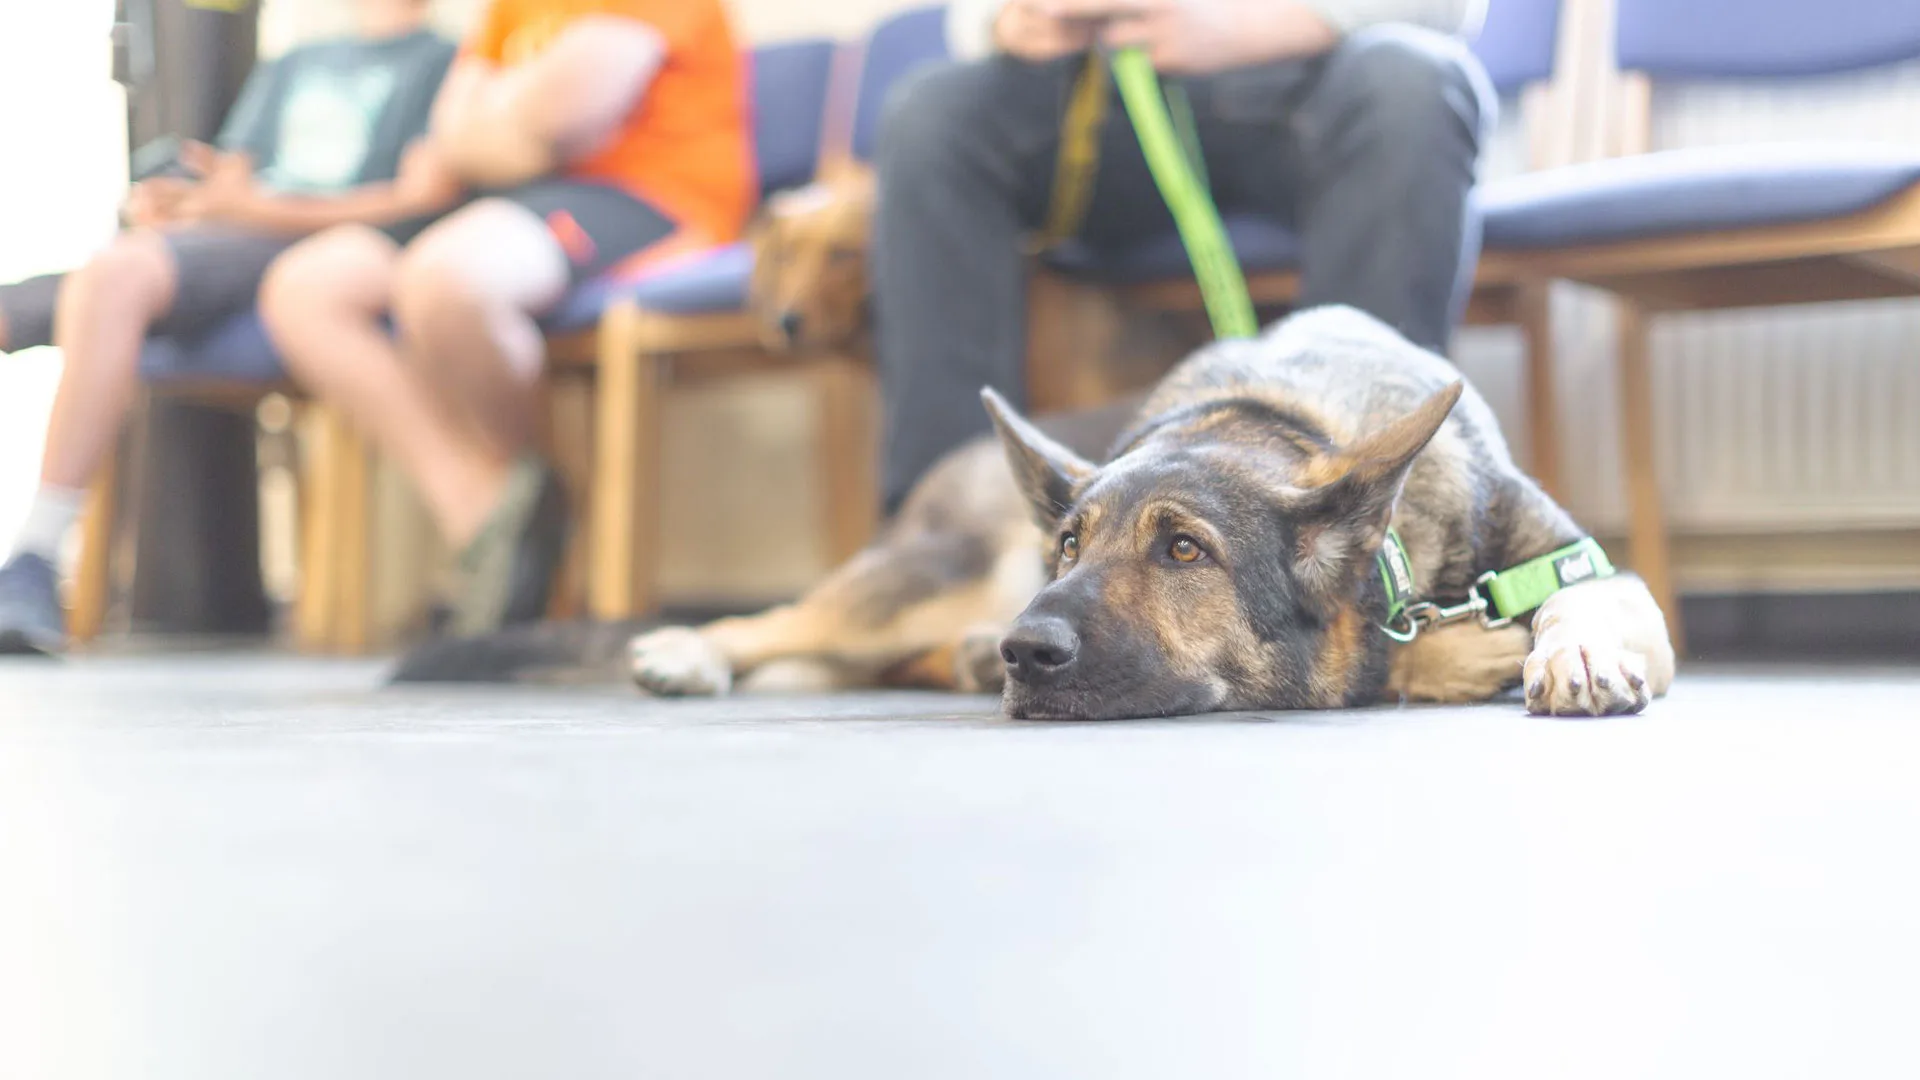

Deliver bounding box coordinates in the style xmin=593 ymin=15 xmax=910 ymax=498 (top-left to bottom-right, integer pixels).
xmin=10 ymin=486 xmax=84 ymax=562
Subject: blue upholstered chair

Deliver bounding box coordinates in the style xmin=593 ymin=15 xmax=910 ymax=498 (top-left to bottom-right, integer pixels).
xmin=74 ymin=38 xmax=841 ymax=647
xmin=582 ymin=18 xmax=940 ymax=619
xmin=1475 ymin=0 xmax=1920 ymax=639
xmin=543 ymin=36 xmax=842 ymax=620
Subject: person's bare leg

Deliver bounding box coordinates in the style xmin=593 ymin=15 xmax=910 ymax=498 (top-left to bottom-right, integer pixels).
xmin=259 ymin=226 xmax=511 ymax=547
xmin=37 ymin=231 xmax=178 ymax=489
xmin=1 ymin=232 xmax=180 ymax=651
xmin=389 ymin=198 xmax=570 ymax=457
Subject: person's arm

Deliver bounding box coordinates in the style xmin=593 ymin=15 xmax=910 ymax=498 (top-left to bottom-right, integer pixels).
xmin=969 ymin=1 xmax=1482 ymax=68
xmin=433 ymin=16 xmax=666 ymax=189
xmin=173 ymin=140 xmax=462 ymax=235
xmin=428 ymin=58 xmax=554 ymax=185
xmin=1298 ymin=0 xmax=1482 ymax=36
xmin=209 ymin=187 xmax=434 ymax=233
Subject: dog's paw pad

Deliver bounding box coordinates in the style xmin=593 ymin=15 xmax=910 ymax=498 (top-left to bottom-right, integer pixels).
xmin=629 ymin=627 xmax=733 ymax=697
xmin=953 ymin=626 xmax=1008 ymax=695
xmin=1523 ymin=640 xmax=1650 ymax=717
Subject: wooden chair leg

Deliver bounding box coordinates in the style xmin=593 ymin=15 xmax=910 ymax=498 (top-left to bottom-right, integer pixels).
xmin=69 ymin=447 xmax=119 ymax=645
xmin=1026 ymin=271 xmax=1125 ymax=412
xmin=544 ymin=374 xmax=596 ymax=621
xmin=1517 ymin=282 xmax=1564 ymax=501
xmin=295 ymin=406 xmax=342 ymax=652
xmin=812 ymin=353 xmax=880 ymax=563
xmin=331 ymin=418 xmax=372 ymax=654
xmin=589 ymin=303 xmax=664 ymax=619
xmin=1615 ymin=302 xmax=1684 ymax=652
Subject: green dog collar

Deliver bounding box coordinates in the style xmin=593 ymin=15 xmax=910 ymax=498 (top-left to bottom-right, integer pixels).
xmin=1378 ymin=528 xmax=1420 ymax=634
xmin=1377 ymin=532 xmax=1615 ymax=643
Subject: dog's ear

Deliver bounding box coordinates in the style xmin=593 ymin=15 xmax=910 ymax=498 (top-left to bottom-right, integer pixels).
xmin=1287 ymin=380 xmax=1463 ymax=600
xmin=981 ymin=387 xmax=1095 ymax=528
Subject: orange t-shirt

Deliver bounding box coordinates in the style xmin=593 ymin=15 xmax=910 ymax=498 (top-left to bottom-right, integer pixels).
xmin=465 ymin=0 xmax=755 ymax=245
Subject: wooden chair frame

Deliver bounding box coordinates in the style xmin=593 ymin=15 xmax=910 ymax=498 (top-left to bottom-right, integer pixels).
xmin=72 ymin=384 xmax=373 ymax=654
xmin=1481 ymin=0 xmax=1920 ymax=645
xmin=555 ymin=309 xmax=876 ymax=620
xmin=573 ymin=34 xmax=883 ymax=621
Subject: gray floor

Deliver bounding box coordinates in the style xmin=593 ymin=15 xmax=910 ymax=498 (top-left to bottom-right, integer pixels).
xmin=2 ymin=655 xmax=1917 ymax=1080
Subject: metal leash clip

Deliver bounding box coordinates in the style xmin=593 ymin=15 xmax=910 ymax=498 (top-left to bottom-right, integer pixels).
xmin=1381 ymin=571 xmax=1514 ymax=644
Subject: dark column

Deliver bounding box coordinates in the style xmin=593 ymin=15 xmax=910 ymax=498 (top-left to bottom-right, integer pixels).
xmin=114 ymin=0 xmax=271 ymax=636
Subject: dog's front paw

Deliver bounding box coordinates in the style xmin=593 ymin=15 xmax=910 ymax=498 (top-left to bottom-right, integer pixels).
xmin=953 ymin=625 xmax=1008 ymax=694
xmin=1523 ymin=639 xmax=1650 ymax=717
xmin=629 ymin=627 xmax=733 ymax=697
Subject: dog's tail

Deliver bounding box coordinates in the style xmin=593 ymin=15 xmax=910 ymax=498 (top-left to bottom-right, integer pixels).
xmin=389 ymin=618 xmax=657 ymax=686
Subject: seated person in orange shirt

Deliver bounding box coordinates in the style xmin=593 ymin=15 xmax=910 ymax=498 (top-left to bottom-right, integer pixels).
xmin=262 ymin=0 xmax=753 ymax=636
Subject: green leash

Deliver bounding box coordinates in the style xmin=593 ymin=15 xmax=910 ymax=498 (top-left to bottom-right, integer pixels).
xmin=1379 ymin=531 xmax=1617 ymax=643
xmin=1037 ymin=49 xmax=1257 ymax=341
xmin=1042 ymin=51 xmax=1614 ymax=639
xmin=1109 ymin=48 xmax=1259 ymax=340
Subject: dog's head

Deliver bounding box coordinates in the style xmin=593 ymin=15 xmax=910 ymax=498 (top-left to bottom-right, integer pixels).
xmin=983 ymin=381 xmax=1463 ymax=720
xmin=748 ymin=172 xmax=875 ymax=353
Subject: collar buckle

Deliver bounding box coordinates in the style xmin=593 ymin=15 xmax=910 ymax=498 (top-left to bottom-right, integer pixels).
xmin=1379 ymin=572 xmax=1511 ymax=644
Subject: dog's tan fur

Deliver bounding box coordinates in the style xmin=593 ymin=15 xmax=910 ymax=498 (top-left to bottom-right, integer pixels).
xmin=747 ymin=170 xmax=875 ymax=354
xmin=630 ymin=307 xmax=1675 ymax=719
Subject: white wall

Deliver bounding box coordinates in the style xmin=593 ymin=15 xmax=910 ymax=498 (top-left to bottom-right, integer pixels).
xmin=260 ymin=0 xmax=927 ymax=52
xmin=0 ymin=0 xmax=124 ymax=553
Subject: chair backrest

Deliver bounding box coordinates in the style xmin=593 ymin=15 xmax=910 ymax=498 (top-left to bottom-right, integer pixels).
xmin=1470 ymin=0 xmax=1564 ymax=96
xmin=750 ymin=38 xmax=839 ymax=198
xmin=1616 ymin=0 xmax=1920 ymax=79
xmin=850 ymin=4 xmax=952 ymax=162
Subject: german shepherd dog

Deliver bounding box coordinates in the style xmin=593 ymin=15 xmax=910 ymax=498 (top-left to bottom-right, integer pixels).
xmin=622 ymin=306 xmax=1675 ymax=719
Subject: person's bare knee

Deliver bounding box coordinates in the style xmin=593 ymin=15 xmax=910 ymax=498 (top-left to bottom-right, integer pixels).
xmin=393 ymin=200 xmax=567 ymax=321
xmin=391 ymin=199 xmax=566 ymax=382
xmin=62 ymin=230 xmax=178 ymax=331
xmin=260 ymin=226 xmax=398 ymax=368
xmin=390 ymin=244 xmax=488 ymax=366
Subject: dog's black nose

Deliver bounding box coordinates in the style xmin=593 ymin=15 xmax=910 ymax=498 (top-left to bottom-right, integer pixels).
xmin=1001 ymin=616 xmax=1079 ymax=683
xmin=778 ymin=311 xmax=803 ymax=341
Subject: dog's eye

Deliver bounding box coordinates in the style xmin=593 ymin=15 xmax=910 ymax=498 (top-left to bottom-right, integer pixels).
xmin=1168 ymin=536 xmax=1204 ymax=563
xmin=1059 ymin=533 xmax=1079 ymax=563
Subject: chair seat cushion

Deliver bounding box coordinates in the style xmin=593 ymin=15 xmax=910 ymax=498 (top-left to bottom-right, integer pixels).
xmin=1042 ymin=214 xmax=1301 ymax=283
xmin=137 ymin=242 xmax=761 ymax=386
xmin=545 ymin=242 xmax=756 ymax=330
xmin=138 ymin=313 xmax=284 ymax=384
xmin=1481 ymin=142 xmax=1920 ymax=250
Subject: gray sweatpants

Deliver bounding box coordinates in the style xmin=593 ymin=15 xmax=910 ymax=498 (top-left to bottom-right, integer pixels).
xmin=871 ymin=26 xmax=1494 ymax=511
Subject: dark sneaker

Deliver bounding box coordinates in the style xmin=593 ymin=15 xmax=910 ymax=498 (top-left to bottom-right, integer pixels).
xmin=449 ymin=457 xmax=571 ymax=638
xmin=0 ymin=553 xmax=66 ymax=656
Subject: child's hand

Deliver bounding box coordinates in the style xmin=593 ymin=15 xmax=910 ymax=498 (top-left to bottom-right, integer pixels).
xmin=394 ymin=139 xmax=465 ymax=212
xmin=123 ymin=177 xmax=191 ymax=228
xmin=172 ymin=144 xmax=260 ymax=223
